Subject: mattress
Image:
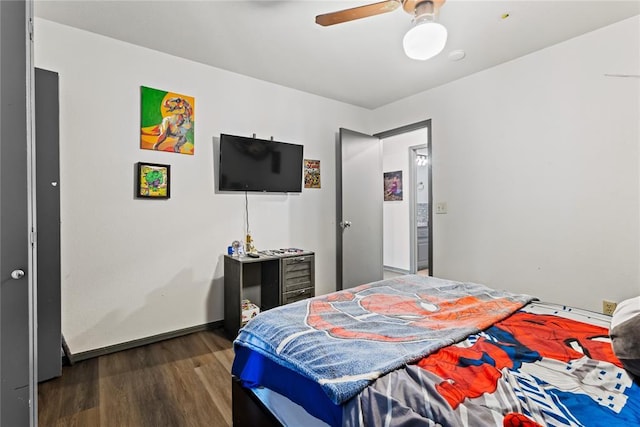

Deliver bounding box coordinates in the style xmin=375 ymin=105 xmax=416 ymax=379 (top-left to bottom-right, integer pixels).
xmin=233 ymin=344 xmax=341 ymax=426
xmin=251 ymin=385 xmax=330 ymax=427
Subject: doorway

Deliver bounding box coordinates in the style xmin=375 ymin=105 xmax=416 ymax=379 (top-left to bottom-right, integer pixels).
xmin=336 ymin=121 xmax=432 ymax=289
xmin=377 ymin=121 xmax=432 ymax=277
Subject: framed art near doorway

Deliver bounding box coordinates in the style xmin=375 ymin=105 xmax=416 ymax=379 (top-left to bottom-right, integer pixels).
xmin=383 ymin=170 xmax=403 ymax=201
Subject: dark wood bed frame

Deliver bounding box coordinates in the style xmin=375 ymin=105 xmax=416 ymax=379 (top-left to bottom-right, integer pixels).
xmin=232 ymin=376 xmax=284 ymax=426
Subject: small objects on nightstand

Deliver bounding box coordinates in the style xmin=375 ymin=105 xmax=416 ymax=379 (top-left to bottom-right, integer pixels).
xmin=245 ymin=233 xmax=256 ymax=254
xmin=281 ymin=248 xmax=303 ymax=255
xmin=231 ymin=240 xmax=242 ymax=257
xmin=247 ymin=253 xmax=260 ymax=258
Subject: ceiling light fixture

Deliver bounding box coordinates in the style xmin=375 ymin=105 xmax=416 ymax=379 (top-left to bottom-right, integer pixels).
xmin=403 ymin=1 xmax=448 ymax=61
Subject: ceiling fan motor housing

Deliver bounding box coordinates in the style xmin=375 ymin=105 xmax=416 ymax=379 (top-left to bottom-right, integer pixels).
xmin=403 ymin=0 xmax=446 ymax=16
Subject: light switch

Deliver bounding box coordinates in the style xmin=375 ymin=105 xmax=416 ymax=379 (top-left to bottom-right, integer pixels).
xmin=436 ymin=202 xmax=447 ymax=214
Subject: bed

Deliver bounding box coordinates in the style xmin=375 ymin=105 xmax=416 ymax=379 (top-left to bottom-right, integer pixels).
xmin=231 ymin=275 xmax=640 ymax=426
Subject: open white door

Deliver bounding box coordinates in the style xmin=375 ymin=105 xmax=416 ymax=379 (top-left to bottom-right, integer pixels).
xmin=337 ymin=128 xmax=383 ymax=290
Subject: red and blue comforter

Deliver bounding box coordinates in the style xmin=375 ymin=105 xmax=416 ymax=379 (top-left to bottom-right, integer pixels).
xmin=234 ymin=275 xmax=534 ymax=405
xmin=343 ymin=303 xmax=640 ymax=426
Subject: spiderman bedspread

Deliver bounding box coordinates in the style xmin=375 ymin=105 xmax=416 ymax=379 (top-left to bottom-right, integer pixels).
xmin=233 ymin=275 xmax=534 ymax=404
xmin=343 ymin=304 xmax=640 ymax=427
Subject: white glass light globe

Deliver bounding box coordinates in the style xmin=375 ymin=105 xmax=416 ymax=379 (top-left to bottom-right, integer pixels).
xmin=403 ymin=22 xmax=448 ymax=61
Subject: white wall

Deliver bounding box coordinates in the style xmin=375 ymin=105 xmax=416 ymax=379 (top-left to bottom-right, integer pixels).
xmin=35 ymin=15 xmax=640 ymax=353
xmin=382 ymin=129 xmax=429 ymax=271
xmin=372 ymin=16 xmax=640 ymax=311
xmin=34 ymin=19 xmax=369 ymax=354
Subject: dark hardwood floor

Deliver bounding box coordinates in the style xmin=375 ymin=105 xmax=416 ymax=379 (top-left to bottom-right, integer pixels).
xmin=38 ymin=329 xmax=234 ymax=427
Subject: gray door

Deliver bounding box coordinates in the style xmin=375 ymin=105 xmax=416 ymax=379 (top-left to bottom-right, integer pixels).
xmin=1 ymin=0 xmax=32 ymax=425
xmin=36 ymin=68 xmax=61 ymax=382
xmin=337 ymin=128 xmax=383 ymax=290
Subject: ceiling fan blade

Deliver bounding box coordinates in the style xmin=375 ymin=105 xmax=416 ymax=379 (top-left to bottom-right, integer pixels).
xmin=315 ymin=0 xmax=401 ymax=26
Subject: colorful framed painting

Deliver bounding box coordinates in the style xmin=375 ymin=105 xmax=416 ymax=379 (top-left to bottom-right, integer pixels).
xmin=304 ymin=159 xmax=321 ymax=189
xmin=383 ymin=170 xmax=403 ymax=201
xmin=136 ymin=162 xmax=171 ymax=199
xmin=140 ymin=86 xmax=195 ymax=155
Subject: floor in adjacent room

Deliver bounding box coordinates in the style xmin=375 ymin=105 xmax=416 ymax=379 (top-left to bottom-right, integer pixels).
xmin=38 ymin=329 xmax=234 ymax=427
xmin=383 ymin=268 xmax=430 ymax=279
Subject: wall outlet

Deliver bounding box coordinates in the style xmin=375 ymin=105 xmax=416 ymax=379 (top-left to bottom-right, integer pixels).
xmin=602 ymin=300 xmax=618 ymax=316
xmin=436 ymin=202 xmax=448 ymax=214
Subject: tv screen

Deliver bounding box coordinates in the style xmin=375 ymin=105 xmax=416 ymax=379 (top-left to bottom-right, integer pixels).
xmin=218 ymin=134 xmax=303 ymax=192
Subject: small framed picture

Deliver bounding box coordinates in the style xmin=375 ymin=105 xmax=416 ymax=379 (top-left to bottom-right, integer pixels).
xmin=383 ymin=170 xmax=403 ymax=201
xmin=304 ymin=159 xmax=321 ymax=189
xmin=136 ymin=162 xmax=170 ymax=199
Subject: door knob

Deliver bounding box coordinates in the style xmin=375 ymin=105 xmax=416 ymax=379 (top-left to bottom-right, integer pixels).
xmin=11 ymin=269 xmax=25 ymax=280
xmin=340 ymin=221 xmax=352 ymax=229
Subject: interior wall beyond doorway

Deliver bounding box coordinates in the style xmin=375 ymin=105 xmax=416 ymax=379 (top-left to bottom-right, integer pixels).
xmin=382 ymin=128 xmax=429 ymax=272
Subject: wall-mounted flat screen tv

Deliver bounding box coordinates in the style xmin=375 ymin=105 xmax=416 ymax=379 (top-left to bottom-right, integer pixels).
xmin=218 ymin=134 xmax=303 ymax=192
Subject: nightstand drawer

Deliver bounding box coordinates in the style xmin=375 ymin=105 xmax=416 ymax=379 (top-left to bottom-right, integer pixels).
xmin=283 ymin=267 xmax=311 ymax=281
xmin=282 ymin=256 xmax=312 ymax=271
xmin=281 ymin=254 xmax=315 ymax=305
xmin=283 ymin=287 xmax=314 ymax=305
xmin=283 ymin=277 xmax=312 ymax=292
xmin=282 ymin=255 xmax=312 ymax=265
xmin=282 ymin=256 xmax=313 ymax=289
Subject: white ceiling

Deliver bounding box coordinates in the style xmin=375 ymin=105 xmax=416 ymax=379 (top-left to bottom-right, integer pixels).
xmin=34 ymin=0 xmax=640 ymax=109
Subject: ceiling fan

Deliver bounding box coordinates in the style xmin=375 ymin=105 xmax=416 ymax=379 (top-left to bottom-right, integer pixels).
xmin=315 ymin=0 xmax=449 ymax=60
